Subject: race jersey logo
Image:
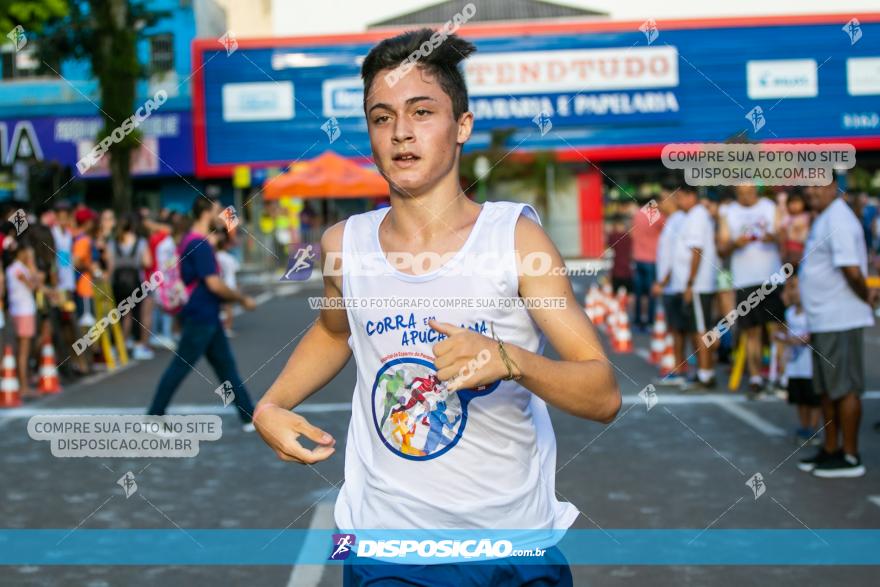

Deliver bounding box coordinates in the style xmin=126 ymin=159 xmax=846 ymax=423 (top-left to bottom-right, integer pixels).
xmin=371 ymin=357 xmax=499 ymax=460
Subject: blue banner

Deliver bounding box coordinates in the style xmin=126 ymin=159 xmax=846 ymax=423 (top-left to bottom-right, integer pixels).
xmin=2 ymin=530 xmax=879 ymax=565
xmin=194 ymin=17 xmax=880 ymax=173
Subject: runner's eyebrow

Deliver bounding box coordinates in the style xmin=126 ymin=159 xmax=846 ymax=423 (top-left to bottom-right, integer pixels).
xmin=367 ymin=96 xmax=436 ymax=114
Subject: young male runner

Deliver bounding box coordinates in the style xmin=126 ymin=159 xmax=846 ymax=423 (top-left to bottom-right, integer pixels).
xmin=254 ymin=29 xmax=620 ymax=585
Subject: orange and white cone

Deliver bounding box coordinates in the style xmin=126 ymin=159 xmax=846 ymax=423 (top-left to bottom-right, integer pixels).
xmin=592 ymin=286 xmax=606 ymax=326
xmin=614 ymin=307 xmax=633 ymax=353
xmin=649 ymin=310 xmax=668 ymax=365
xmin=616 ymin=287 xmax=629 ymax=313
xmin=606 ymin=298 xmax=619 ymax=337
xmin=659 ymin=333 xmax=676 ymax=376
xmin=584 ymin=286 xmax=596 ymax=320
xmin=0 ymin=345 xmax=21 ymax=408
xmin=38 ymin=338 xmax=62 ymax=395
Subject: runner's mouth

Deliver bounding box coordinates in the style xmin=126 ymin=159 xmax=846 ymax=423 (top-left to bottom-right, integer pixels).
xmin=392 ymin=152 xmax=420 ymax=162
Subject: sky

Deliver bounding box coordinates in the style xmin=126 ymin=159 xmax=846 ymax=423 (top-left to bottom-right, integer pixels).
xmin=272 ymin=0 xmax=880 ymax=36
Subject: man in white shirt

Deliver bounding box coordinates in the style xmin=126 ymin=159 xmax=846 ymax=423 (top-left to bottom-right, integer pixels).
xmin=653 ymin=181 xmax=687 ymax=386
xmin=717 ymin=184 xmax=785 ymax=396
xmin=670 ymin=185 xmax=718 ymax=389
xmin=797 ymin=178 xmax=875 ymax=479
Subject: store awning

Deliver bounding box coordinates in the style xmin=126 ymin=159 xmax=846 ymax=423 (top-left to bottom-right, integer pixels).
xmin=263 ymin=151 xmax=389 ymax=199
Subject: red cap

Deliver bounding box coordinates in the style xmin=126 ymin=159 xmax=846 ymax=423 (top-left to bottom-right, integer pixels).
xmin=74 ymin=208 xmax=98 ymax=226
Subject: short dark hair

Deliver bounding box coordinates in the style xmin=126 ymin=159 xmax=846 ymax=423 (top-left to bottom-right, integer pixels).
xmin=361 ymin=28 xmax=476 ymax=120
xmin=192 ymin=196 xmax=217 ymax=220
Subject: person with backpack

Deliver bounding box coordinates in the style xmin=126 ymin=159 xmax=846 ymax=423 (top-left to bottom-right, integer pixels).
xmin=106 ymin=214 xmax=153 ymax=360
xmin=147 ymin=197 xmax=257 ymax=431
xmin=149 ymin=212 xmax=188 ymax=350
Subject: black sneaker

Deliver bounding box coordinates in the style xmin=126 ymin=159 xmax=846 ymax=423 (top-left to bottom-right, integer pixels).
xmin=797 ymin=448 xmax=840 ymax=473
xmin=812 ymin=453 xmax=866 ymax=478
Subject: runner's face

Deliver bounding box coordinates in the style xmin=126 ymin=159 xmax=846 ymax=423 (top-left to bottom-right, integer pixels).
xmin=365 ymin=66 xmax=472 ymax=195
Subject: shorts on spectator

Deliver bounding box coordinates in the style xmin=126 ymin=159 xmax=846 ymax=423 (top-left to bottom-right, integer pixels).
xmin=811 ymin=328 xmax=865 ymax=400
xmin=734 ymin=284 xmax=785 ymax=329
xmin=13 ymin=314 xmax=36 ymax=338
xmin=663 ymin=293 xmax=686 ymax=332
xmin=787 ymin=377 xmax=819 ymax=406
xmin=684 ymin=292 xmax=714 ymax=334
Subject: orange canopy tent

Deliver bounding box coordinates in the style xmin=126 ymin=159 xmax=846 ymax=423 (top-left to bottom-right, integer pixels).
xmin=263 ymin=150 xmax=389 ymax=200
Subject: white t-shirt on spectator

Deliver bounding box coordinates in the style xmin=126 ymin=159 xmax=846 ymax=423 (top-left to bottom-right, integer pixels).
xmin=722 ymin=198 xmax=783 ymax=289
xmin=783 ymin=305 xmax=812 ymax=379
xmin=216 ymin=250 xmax=239 ymax=290
xmin=657 ymin=210 xmax=685 ymax=294
xmin=671 ymin=203 xmax=718 ymax=294
xmin=799 ymin=197 xmax=874 ymax=333
xmin=5 ymin=260 xmax=36 ymax=316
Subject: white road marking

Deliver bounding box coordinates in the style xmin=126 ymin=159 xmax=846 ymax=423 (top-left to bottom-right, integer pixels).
xmin=710 ymin=398 xmax=786 ymax=436
xmin=287 ymin=493 xmax=337 ymax=587
xmin=868 ymin=496 xmax=880 ymax=509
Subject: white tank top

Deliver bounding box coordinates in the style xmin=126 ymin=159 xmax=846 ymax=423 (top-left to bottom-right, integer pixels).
xmin=334 ymin=200 xmax=578 ymax=543
xmin=723 ymin=199 xmax=783 ymax=288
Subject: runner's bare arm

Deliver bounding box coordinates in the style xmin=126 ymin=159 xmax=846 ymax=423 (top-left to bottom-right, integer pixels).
xmin=253 ymin=221 xmax=352 ymax=464
xmin=510 ymin=217 xmax=620 ymax=422
xmin=431 ymin=217 xmax=620 ymax=424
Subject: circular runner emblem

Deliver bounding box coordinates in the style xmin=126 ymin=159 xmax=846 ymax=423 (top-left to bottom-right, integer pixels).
xmin=371 ymin=357 xmax=500 ymax=460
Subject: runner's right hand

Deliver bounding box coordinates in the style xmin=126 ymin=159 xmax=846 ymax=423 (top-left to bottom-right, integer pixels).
xmin=254 ymin=405 xmax=336 ymax=464
xmin=241 ymin=295 xmax=257 ymax=311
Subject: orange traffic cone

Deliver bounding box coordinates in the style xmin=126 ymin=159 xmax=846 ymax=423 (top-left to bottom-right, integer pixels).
xmin=615 ymin=308 xmax=633 ymax=353
xmin=616 ymin=287 xmax=629 ymax=313
xmin=584 ymin=286 xmax=595 ymax=320
xmin=0 ymin=345 xmax=21 ymax=408
xmin=659 ymin=333 xmax=676 ymax=377
xmin=592 ymin=286 xmax=606 ymax=326
xmin=606 ymin=298 xmax=619 ymax=337
xmin=38 ymin=337 xmax=62 ymax=395
xmin=649 ymin=310 xmax=668 ymax=364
